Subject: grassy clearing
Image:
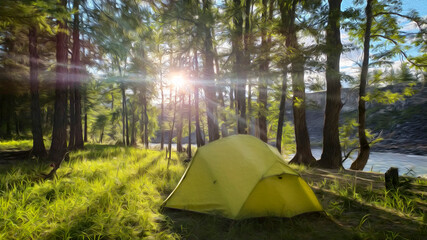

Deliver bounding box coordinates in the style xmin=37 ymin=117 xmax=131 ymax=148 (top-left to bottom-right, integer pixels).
xmin=0 ymin=143 xmax=426 ymax=239
xmin=0 ymin=139 xmax=51 ymax=151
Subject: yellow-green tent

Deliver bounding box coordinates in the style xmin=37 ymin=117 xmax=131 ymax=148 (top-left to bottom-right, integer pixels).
xmin=164 ymin=135 xmax=323 ymax=219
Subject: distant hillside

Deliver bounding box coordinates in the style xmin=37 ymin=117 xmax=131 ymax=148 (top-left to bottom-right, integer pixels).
xmin=299 ymin=83 xmax=427 ymax=155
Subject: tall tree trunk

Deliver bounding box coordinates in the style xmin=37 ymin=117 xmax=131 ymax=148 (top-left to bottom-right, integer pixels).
xmin=84 ymin=113 xmax=87 ymax=142
xmin=125 ymin=95 xmax=129 ymax=146
xmin=121 ymin=83 xmax=127 ymax=146
xmin=168 ymin=89 xmax=178 ymax=160
xmin=289 ymin=57 xmax=316 ymax=165
xmin=257 ymin=0 xmax=271 ymax=143
xmin=213 ymin=36 xmax=228 ymax=138
xmin=73 ymin=0 xmax=83 ymax=149
xmin=130 ymin=102 xmax=136 ymax=146
xmin=100 ymin=127 xmax=104 ymax=143
xmin=194 ymin=50 xmax=204 ymax=147
xmin=83 ymin=88 xmax=88 ymax=142
xmin=233 ymin=0 xmax=247 ymax=134
xmin=48 ymin=0 xmax=69 ymax=175
xmin=187 ymin=91 xmax=192 ymax=158
xmin=287 ymin=0 xmax=316 ymax=165
xmin=246 ymin=0 xmax=254 ymax=136
xmin=202 ymin=0 xmax=220 ymax=142
xmin=29 ymin=25 xmax=47 ymax=158
xmin=248 ymin=81 xmax=254 ymax=135
xmin=69 ymin=77 xmax=75 ymax=149
xmin=318 ymin=0 xmax=343 ymax=169
xmin=143 ymin=94 xmax=149 ymax=148
xmin=276 ymin=0 xmax=292 ymax=153
xmin=276 ymin=67 xmax=288 ymax=152
xmin=351 ymin=0 xmax=372 ymax=170
xmin=160 ymin=78 xmax=165 ymax=150
xmin=176 ymin=95 xmax=184 ymax=152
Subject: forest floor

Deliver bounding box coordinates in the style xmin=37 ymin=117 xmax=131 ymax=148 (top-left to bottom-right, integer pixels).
xmin=0 ymin=141 xmax=426 ymax=239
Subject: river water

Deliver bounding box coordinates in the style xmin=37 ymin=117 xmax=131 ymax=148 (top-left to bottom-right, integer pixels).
xmin=150 ymin=144 xmax=427 ymax=177
xmin=303 ymin=149 xmax=427 ymax=177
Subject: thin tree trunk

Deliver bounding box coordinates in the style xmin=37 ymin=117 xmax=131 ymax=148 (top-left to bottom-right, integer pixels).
xmin=318 ymin=0 xmax=343 ymax=169
xmin=168 ymin=88 xmax=178 ymax=160
xmin=213 ymin=31 xmax=228 ymax=138
xmin=69 ymin=76 xmax=75 ymax=149
xmin=276 ymin=66 xmax=288 ymax=152
xmin=29 ymin=25 xmax=47 ymax=158
xmin=125 ymin=96 xmax=129 ymax=146
xmin=176 ymin=95 xmax=184 ymax=152
xmin=194 ymin=49 xmax=205 ymax=147
xmin=100 ymin=127 xmax=104 ymax=143
xmin=202 ymin=0 xmax=220 ymax=142
xmin=130 ymin=101 xmax=136 ymax=146
xmin=121 ymin=83 xmax=127 ymax=146
xmin=248 ymin=82 xmax=254 ymax=136
xmin=160 ymin=78 xmax=164 ymax=150
xmin=351 ymin=0 xmax=372 ymax=170
xmin=257 ymin=0 xmax=271 ymax=143
xmin=73 ymin=0 xmax=83 ymax=149
xmin=143 ymin=94 xmax=149 ymax=148
xmin=47 ymin=0 xmax=69 ymax=177
xmin=84 ymin=113 xmax=87 ymax=142
xmin=234 ymin=0 xmax=247 ymax=134
xmin=187 ymin=91 xmax=192 ymax=158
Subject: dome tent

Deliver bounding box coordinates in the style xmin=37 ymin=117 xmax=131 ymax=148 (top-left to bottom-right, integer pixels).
xmin=163 ymin=135 xmax=323 ymax=219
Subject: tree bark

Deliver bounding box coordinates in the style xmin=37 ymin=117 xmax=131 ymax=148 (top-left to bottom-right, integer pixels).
xmin=29 ymin=25 xmax=47 ymax=158
xmin=187 ymin=91 xmax=192 ymax=158
xmin=318 ymin=0 xmax=343 ymax=169
xmin=257 ymin=0 xmax=271 ymax=143
xmin=194 ymin=50 xmax=205 ymax=147
xmin=121 ymin=83 xmax=127 ymax=146
xmin=143 ymin=93 xmax=149 ymax=148
xmin=69 ymin=75 xmax=75 ymax=149
xmin=130 ymin=101 xmax=136 ymax=146
xmin=125 ymin=92 xmax=129 ymax=146
xmin=176 ymin=95 xmax=184 ymax=152
xmin=48 ymin=0 xmax=69 ymax=169
xmin=287 ymin=0 xmax=316 ymax=165
xmin=234 ymin=0 xmax=247 ymax=134
xmin=84 ymin=113 xmax=87 ymax=142
xmin=351 ymin=0 xmax=372 ymax=170
xmin=276 ymin=67 xmax=288 ymax=153
xmin=160 ymin=78 xmax=164 ymax=150
xmin=202 ymin=0 xmax=220 ymax=142
xmin=73 ymin=0 xmax=84 ymax=150
xmin=168 ymin=88 xmax=178 ymax=160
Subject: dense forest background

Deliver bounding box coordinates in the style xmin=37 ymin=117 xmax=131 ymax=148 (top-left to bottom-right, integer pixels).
xmin=0 ymin=0 xmax=426 ymax=174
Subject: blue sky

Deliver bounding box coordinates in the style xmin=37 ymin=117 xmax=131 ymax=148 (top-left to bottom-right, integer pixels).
xmin=338 ymin=0 xmax=426 ymax=81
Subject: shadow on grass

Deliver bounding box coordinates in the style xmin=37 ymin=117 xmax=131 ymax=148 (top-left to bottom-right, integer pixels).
xmin=314 ymin=187 xmax=427 ymax=240
xmin=161 ymin=209 xmax=357 ymax=240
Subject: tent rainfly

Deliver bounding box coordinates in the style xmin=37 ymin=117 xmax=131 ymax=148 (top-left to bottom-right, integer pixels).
xmin=163 ymin=135 xmax=323 ymax=219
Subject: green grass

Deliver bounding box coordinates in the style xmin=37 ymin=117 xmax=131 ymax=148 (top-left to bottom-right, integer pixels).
xmin=0 ymin=139 xmax=51 ymax=151
xmin=0 ymin=140 xmax=33 ymax=151
xmin=0 ymin=143 xmax=426 ymax=239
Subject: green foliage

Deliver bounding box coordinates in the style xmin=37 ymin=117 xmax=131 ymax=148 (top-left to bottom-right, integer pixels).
xmin=339 ymin=118 xmax=383 ymax=162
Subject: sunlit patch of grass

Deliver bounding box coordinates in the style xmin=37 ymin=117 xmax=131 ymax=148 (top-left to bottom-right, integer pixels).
xmin=0 ymin=139 xmax=50 ymax=151
xmin=0 ymin=140 xmax=33 ymax=151
xmin=0 ymin=144 xmax=185 ymax=239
